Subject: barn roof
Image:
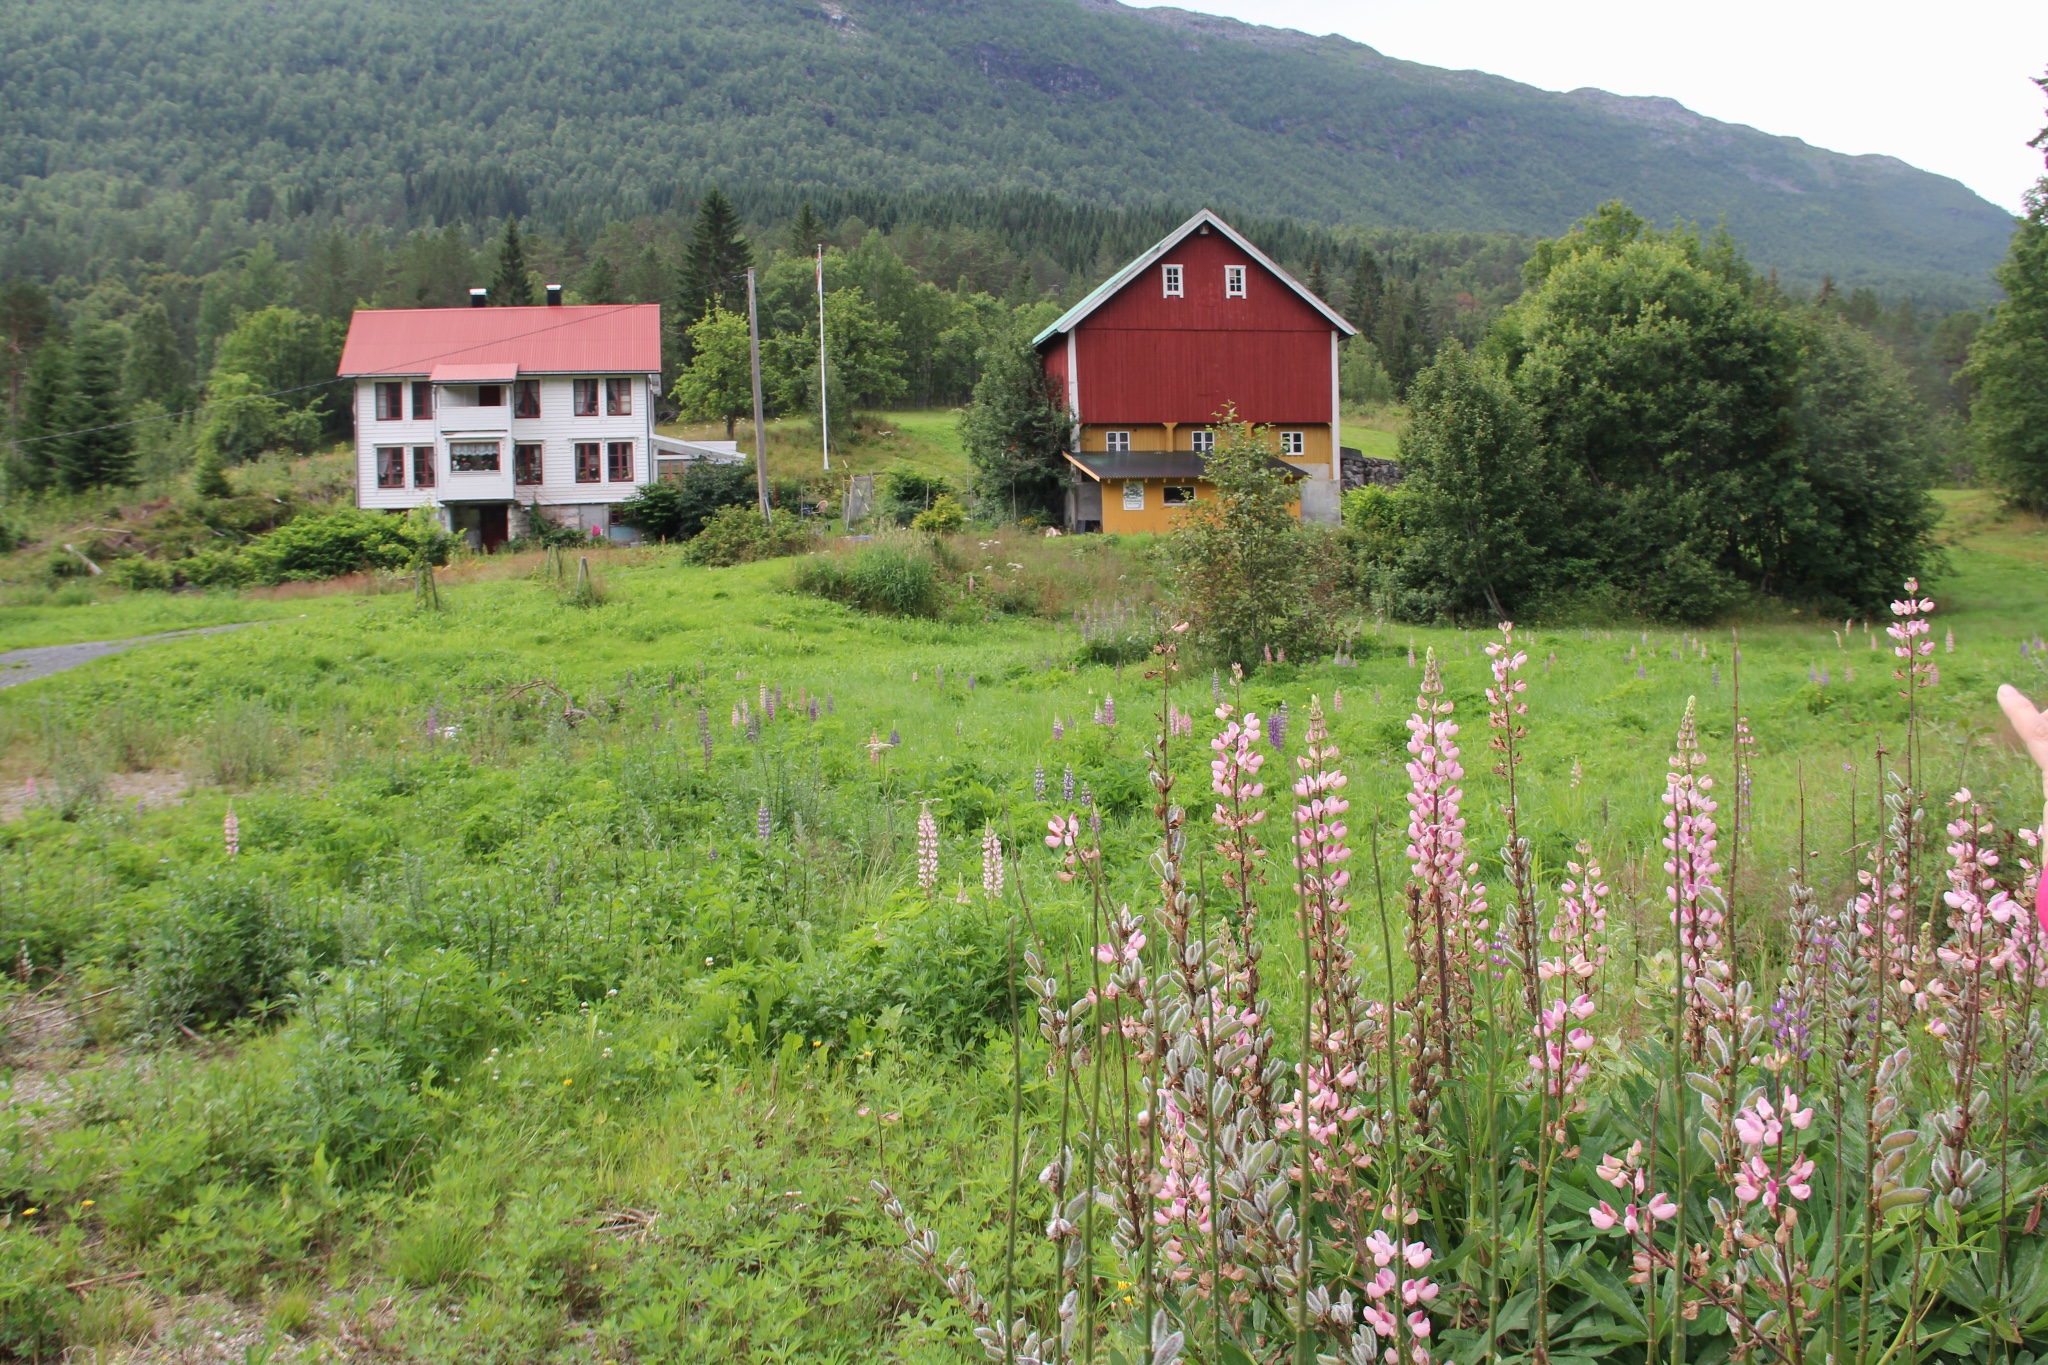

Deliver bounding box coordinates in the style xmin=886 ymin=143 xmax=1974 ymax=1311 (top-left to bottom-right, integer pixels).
xmin=337 ymin=303 xmax=662 ymax=378
xmin=1033 ymin=209 xmax=1356 ymax=348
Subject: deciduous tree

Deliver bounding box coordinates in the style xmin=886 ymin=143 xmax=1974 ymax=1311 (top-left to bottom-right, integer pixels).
xmin=1966 ymin=181 xmax=2048 ymax=510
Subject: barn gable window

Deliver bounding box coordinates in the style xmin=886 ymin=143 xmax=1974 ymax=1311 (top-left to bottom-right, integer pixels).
xmin=1105 ymin=431 xmax=1131 ymax=453
xmin=1191 ymin=429 xmax=1215 ymax=454
xmin=1161 ymin=264 xmax=1183 ymax=298
xmin=1224 ymin=265 xmax=1246 ymax=298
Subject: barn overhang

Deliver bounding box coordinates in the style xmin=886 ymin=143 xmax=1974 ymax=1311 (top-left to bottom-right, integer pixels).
xmin=1062 ymin=451 xmax=1305 ymax=482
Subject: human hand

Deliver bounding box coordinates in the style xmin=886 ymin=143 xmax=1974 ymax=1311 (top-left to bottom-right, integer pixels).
xmin=1998 ymin=684 xmax=2048 ymax=794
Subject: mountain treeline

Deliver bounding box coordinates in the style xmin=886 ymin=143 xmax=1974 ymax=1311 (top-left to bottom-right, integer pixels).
xmin=0 ymin=0 xmax=2015 ymax=304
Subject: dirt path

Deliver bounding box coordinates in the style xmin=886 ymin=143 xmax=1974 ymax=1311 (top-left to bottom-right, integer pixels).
xmin=0 ymin=622 xmax=266 ymax=691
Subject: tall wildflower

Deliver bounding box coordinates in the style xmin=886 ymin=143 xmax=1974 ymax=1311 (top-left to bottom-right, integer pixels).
xmin=1034 ymin=762 xmax=1047 ymax=800
xmin=698 ymin=705 xmax=713 ymax=764
xmin=1537 ymin=844 xmax=1607 ymax=1120
xmin=981 ymin=823 xmax=1005 ymax=899
xmin=224 ymin=801 xmax=239 ymax=859
xmin=757 ymin=801 xmax=771 ymax=843
xmin=1403 ymin=649 xmax=1484 ymax=1144
xmin=1664 ymin=699 xmax=1729 ymax=1060
xmin=916 ymin=802 xmax=939 ymax=896
xmin=1923 ymin=790 xmax=2006 ymax=1210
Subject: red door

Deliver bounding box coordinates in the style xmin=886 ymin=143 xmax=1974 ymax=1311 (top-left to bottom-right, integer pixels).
xmin=479 ymin=505 xmax=509 ymax=551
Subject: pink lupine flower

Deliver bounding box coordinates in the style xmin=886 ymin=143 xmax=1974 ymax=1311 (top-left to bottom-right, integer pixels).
xmin=224 ymin=802 xmax=239 ymax=858
xmin=916 ymin=802 xmax=939 ymax=895
xmin=980 ymin=824 xmax=1004 ymax=898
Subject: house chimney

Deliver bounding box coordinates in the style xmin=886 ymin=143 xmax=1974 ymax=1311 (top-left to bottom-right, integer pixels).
xmin=470 ymin=288 xmax=488 ymax=308
xmin=545 ymin=284 xmax=563 ymax=306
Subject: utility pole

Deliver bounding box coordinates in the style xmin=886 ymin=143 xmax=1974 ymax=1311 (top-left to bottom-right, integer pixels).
xmin=747 ymin=267 xmax=770 ymax=525
xmin=816 ymin=244 xmax=831 ymax=473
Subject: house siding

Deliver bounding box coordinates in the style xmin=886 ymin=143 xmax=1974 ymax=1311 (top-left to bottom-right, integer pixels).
xmin=353 ymin=375 xmax=656 ymax=515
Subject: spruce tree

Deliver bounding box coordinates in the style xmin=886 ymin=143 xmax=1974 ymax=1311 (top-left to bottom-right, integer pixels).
xmin=788 ymin=201 xmax=829 ymax=255
xmin=577 ymin=253 xmax=621 ymax=305
xmin=58 ymin=324 xmax=135 ymax=490
xmin=678 ymin=188 xmax=753 ymax=326
xmin=1346 ymin=248 xmax=1382 ymax=338
xmin=492 ymin=215 xmax=536 ymax=305
xmin=9 ymin=334 xmax=71 ymax=493
xmin=124 ymin=301 xmax=190 ymax=410
xmin=1304 ymin=250 xmax=1327 ymax=303
xmin=1 ymin=278 xmax=57 ymax=424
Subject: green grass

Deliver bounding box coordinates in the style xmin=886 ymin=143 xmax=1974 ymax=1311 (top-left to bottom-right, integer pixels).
xmin=1 ymin=498 xmax=2044 ymax=1360
xmin=662 ymin=406 xmax=974 ymax=491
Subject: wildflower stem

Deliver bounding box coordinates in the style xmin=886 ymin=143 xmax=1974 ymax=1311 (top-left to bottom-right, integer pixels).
xmin=1004 ymin=916 xmax=1020 ymax=1365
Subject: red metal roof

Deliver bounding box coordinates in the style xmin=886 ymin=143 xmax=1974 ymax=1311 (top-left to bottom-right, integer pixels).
xmin=337 ymin=304 xmax=661 ymax=378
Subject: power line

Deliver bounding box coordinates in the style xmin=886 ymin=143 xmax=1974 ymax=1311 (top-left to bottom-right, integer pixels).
xmin=6 ymin=302 xmax=657 ymax=449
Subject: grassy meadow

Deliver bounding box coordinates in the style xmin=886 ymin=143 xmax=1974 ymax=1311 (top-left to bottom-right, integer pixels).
xmin=0 ymin=489 xmax=2045 ymax=1362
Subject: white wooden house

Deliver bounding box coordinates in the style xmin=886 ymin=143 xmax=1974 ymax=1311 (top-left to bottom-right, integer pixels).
xmin=338 ymin=291 xmax=662 ymax=548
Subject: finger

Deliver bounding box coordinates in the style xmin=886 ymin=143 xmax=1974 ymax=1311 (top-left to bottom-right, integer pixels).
xmin=1998 ymin=684 xmax=2045 ymax=736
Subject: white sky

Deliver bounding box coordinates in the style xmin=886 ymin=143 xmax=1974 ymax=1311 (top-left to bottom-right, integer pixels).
xmin=1124 ymin=0 xmax=2048 ymax=212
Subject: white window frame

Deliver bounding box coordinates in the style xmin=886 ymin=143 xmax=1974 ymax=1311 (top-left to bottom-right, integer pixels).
xmin=1122 ymin=480 xmax=1146 ymax=511
xmin=1224 ymin=265 xmax=1246 ymax=299
xmin=1190 ymin=429 xmax=1216 ymax=454
xmin=1161 ymin=264 xmax=1183 ymax=298
xmin=1280 ymin=431 xmax=1305 ymax=456
xmin=1104 ymin=430 xmax=1131 ymax=453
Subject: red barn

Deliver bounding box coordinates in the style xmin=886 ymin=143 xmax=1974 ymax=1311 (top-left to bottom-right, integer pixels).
xmin=1036 ymin=209 xmax=1357 ymax=532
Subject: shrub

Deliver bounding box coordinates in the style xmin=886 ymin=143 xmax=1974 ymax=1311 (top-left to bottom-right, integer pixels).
xmin=136 ymin=870 xmax=307 ymax=1032
xmin=792 ymin=542 xmax=941 ymax=616
xmin=683 ymin=505 xmax=813 ymax=567
xmin=179 ymin=546 xmax=255 ymax=588
xmin=877 ymin=469 xmax=950 ymax=526
xmin=910 ymin=493 xmax=968 ymax=533
xmin=615 ymin=464 xmax=758 ymax=541
xmin=109 ymin=555 xmax=174 ymax=591
xmin=244 ymin=509 xmax=417 ymax=582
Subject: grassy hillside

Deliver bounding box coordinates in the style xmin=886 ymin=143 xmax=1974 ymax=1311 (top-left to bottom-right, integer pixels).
xmin=0 ymin=0 xmax=2014 ymax=302
xmin=0 ymin=494 xmax=2043 ymax=1358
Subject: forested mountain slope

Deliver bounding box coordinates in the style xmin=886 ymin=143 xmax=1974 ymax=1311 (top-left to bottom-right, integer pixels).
xmin=0 ymin=0 xmax=2014 ymax=301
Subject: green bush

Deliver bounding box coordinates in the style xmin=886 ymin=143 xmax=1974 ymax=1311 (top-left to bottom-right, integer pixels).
xmin=136 ymin=870 xmax=309 ymax=1032
xmin=910 ymin=493 xmax=968 ymax=533
xmin=244 ymin=509 xmax=417 ymax=582
xmin=683 ymin=505 xmax=813 ymax=567
xmin=773 ymin=899 xmax=1012 ymax=1052
xmin=877 ymin=469 xmax=950 ymax=526
xmin=614 ymin=464 xmax=758 ymax=541
xmin=792 ymin=543 xmax=941 ymax=616
xmin=109 ymin=555 xmax=174 ymax=591
xmin=177 ymin=547 xmax=252 ymax=588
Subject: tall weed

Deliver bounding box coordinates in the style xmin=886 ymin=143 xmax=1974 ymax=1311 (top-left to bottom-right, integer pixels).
xmin=200 ymin=697 xmax=294 ymax=786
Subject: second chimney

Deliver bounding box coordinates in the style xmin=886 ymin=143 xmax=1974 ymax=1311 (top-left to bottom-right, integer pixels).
xmin=469 ymin=288 xmax=488 ymax=308
xmin=545 ymin=284 xmax=563 ymax=306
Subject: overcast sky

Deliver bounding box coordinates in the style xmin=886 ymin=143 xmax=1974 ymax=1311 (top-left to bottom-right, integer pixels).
xmin=1124 ymin=0 xmax=2048 ymax=213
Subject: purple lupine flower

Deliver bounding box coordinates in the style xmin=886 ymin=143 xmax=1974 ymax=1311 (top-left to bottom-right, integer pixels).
xmin=1062 ymin=766 xmax=1075 ymax=801
xmin=1211 ymin=670 xmax=1220 ymax=703
xmin=1267 ymin=704 xmax=1288 ymax=750
xmin=757 ymin=802 xmax=771 ymax=842
xmin=1053 ymin=717 xmax=1064 ymax=740
xmin=773 ymin=685 xmax=782 ymax=713
xmin=1079 ymin=782 xmax=1093 ymax=807
xmin=1820 ymin=666 xmax=1830 ymax=686
xmin=1089 ymin=805 xmax=1102 ymax=835
xmin=968 ymin=675 xmax=976 ymax=692
xmin=698 ymin=706 xmax=713 ymax=764
xmin=1034 ymin=762 xmax=1046 ymax=800
xmin=747 ymin=712 xmax=761 ymax=743
xmin=1103 ymin=695 xmax=1116 ymax=727
xmin=826 ymin=694 xmax=835 ymax=714
xmin=809 ymin=699 xmax=819 ymax=720
xmin=889 ymin=726 xmax=900 ymax=747
xmin=1407 ymin=644 xmax=1416 ymax=668
xmin=1636 ymin=663 xmax=1645 ymax=679
xmin=1712 ymin=665 xmax=1720 ymax=687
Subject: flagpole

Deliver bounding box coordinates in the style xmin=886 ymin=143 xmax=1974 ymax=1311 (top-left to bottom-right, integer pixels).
xmin=816 ymin=245 xmax=831 ymax=473
xmin=747 ymin=267 xmax=770 ymax=526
